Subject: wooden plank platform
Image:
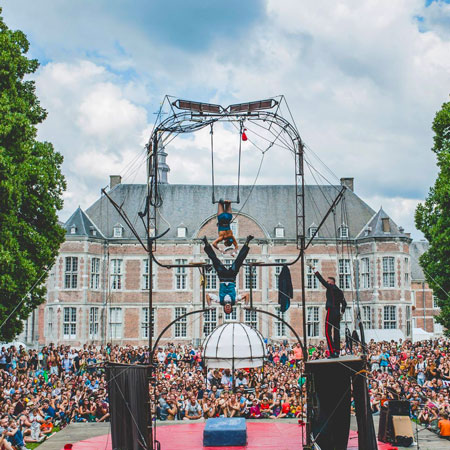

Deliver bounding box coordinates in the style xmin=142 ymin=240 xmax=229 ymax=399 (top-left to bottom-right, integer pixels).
xmin=306 ymin=355 xmax=363 ymax=365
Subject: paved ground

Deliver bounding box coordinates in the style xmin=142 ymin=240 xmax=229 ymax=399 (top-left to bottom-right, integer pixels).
xmin=37 ymin=416 xmax=450 ymax=450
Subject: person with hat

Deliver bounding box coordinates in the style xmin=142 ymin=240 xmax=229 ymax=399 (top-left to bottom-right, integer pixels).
xmin=212 ymin=199 xmax=238 ymax=255
xmin=202 ymin=234 xmax=254 ymax=314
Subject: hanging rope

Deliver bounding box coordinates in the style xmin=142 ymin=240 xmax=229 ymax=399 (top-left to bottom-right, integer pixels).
xmin=210 ymin=123 xmax=216 ymax=204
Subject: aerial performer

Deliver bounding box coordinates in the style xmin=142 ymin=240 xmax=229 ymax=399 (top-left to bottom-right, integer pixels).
xmin=306 ymin=261 xmax=347 ymax=358
xmin=202 ymin=234 xmax=254 ymax=314
xmin=212 ymin=199 xmax=238 ymax=255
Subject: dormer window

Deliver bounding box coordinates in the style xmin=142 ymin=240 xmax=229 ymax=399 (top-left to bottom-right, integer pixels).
xmin=364 ymin=226 xmax=372 ymax=236
xmin=308 ymin=224 xmax=318 ymax=238
xmin=177 ymin=224 xmax=187 ymax=238
xmin=70 ymin=225 xmax=77 ymax=235
xmin=339 ymin=225 xmax=349 ymax=239
xmin=275 ymin=223 xmax=285 ymax=238
xmin=90 ymin=226 xmax=97 ymax=237
xmin=113 ymin=224 xmax=123 ymax=238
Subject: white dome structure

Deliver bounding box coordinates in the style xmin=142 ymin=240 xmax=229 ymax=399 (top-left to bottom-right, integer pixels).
xmin=202 ymin=322 xmax=267 ymax=370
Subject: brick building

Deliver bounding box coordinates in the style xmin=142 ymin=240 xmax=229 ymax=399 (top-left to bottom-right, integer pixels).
xmin=22 ymin=173 xmax=442 ymax=347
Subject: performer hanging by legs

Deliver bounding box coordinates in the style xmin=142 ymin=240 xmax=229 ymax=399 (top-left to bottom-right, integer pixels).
xmin=202 ymin=234 xmax=253 ymax=314
xmin=306 ymin=261 xmax=347 ymax=358
xmin=212 ymin=199 xmax=238 ymax=255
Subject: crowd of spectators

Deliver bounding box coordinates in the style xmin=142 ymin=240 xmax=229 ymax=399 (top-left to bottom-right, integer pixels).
xmin=0 ymin=337 xmax=450 ymax=448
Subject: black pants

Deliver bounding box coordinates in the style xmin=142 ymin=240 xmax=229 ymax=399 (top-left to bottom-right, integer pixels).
xmin=325 ymin=308 xmax=341 ymax=355
xmin=203 ymin=243 xmax=249 ymax=281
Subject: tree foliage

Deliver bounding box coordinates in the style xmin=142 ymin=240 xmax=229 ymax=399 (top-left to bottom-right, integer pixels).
xmin=0 ymin=9 xmax=66 ymax=341
xmin=415 ymin=97 xmax=450 ymax=334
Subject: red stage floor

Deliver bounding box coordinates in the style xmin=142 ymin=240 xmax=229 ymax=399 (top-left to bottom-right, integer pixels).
xmin=69 ymin=422 xmax=397 ymax=450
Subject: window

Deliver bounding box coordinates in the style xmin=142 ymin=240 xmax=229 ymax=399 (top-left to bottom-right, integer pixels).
xmin=361 ymin=257 xmax=370 ymax=289
xmin=70 ymin=225 xmax=77 ymax=234
xmin=109 ymin=307 xmax=123 ymax=339
xmin=339 ymin=225 xmax=349 ymax=238
xmin=203 ymin=309 xmax=217 ymax=336
xmin=175 ymin=307 xmax=187 ymax=338
xmin=110 ymin=259 xmax=123 ymax=290
xmin=245 ymin=309 xmax=258 ymax=329
xmin=63 ymin=307 xmax=77 ymax=339
xmin=382 ymin=257 xmax=395 ymax=288
xmin=142 ymin=307 xmax=155 ymax=338
xmin=175 ymin=259 xmax=187 ymax=290
xmin=113 ymin=225 xmax=123 ymax=238
xmin=308 ymin=226 xmax=318 ymax=238
xmin=177 ymin=226 xmax=187 ymax=238
xmin=404 ymin=257 xmax=409 ymax=285
xmin=406 ymin=305 xmax=411 ymax=337
xmin=383 ymin=306 xmax=397 ymax=329
xmin=342 ymin=307 xmax=353 ymax=331
xmin=275 ymin=307 xmax=286 ymax=337
xmin=224 ymin=309 xmax=237 ymax=322
xmin=307 ymin=306 xmax=320 ymax=337
xmin=205 ymin=259 xmax=218 ymax=290
xmin=306 ymin=259 xmax=319 ymax=289
xmin=339 ymin=259 xmax=351 ymax=289
xmin=274 ymin=259 xmax=287 ymax=289
xmin=433 ymin=296 xmax=439 ymax=309
xmin=275 ymin=226 xmax=285 ymax=238
xmin=90 ymin=257 xmax=100 ymax=290
xmin=89 ymin=307 xmax=99 ymax=339
xmin=64 ymin=257 xmax=78 ymax=289
xmin=142 ymin=259 xmax=155 ymax=290
xmin=47 ymin=307 xmax=54 ymax=336
xmin=230 ymin=221 xmax=238 ymax=238
xmin=362 ymin=306 xmax=372 ymax=329
xmin=245 ymin=259 xmax=257 ymax=290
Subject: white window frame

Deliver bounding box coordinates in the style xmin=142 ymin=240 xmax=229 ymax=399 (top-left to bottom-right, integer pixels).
xmin=64 ymin=256 xmax=78 ymax=289
xmin=307 ymin=306 xmax=320 ymax=338
xmin=110 ymin=259 xmax=123 ymax=291
xmin=339 ymin=225 xmax=349 ymax=238
xmin=360 ymin=257 xmax=370 ymax=289
xmin=175 ymin=259 xmax=187 ymax=290
xmin=306 ymin=259 xmax=319 ymax=290
xmin=142 ymin=307 xmax=155 ymax=338
xmin=109 ymin=307 xmax=123 ymax=339
xmin=63 ymin=307 xmax=77 ymax=340
xmin=224 ymin=309 xmax=237 ymax=322
xmin=404 ymin=257 xmax=409 ymax=285
xmin=274 ymin=259 xmax=287 ymax=289
xmin=342 ymin=306 xmax=353 ymax=332
xmin=245 ymin=309 xmax=258 ymax=329
xmin=47 ymin=307 xmax=54 ymax=337
xmin=142 ymin=258 xmax=155 ymax=290
xmin=113 ymin=225 xmax=123 ymax=238
xmin=406 ymin=305 xmax=412 ymax=337
xmin=275 ymin=306 xmax=287 ymax=337
xmin=308 ymin=227 xmax=318 ymax=238
xmin=382 ymin=257 xmax=395 ymax=288
xmin=174 ymin=307 xmax=187 ymax=338
xmin=90 ymin=257 xmax=100 ymax=290
xmin=230 ymin=221 xmax=238 ymax=238
xmin=275 ymin=227 xmax=285 ymax=238
xmin=433 ymin=296 xmax=439 ymax=309
xmin=205 ymin=259 xmax=218 ymax=291
xmin=203 ymin=309 xmax=217 ymax=336
xmin=245 ymin=259 xmax=258 ymax=290
xmin=70 ymin=225 xmax=77 ymax=234
xmin=338 ymin=259 xmax=351 ymax=290
xmin=177 ymin=226 xmax=187 ymax=238
xmin=383 ymin=305 xmax=397 ymax=329
xmin=362 ymin=306 xmax=372 ymax=329
xmin=89 ymin=307 xmax=99 ymax=339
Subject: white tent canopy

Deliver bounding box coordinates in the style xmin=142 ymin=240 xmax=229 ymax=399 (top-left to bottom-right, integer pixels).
xmin=203 ymin=322 xmax=266 ymax=370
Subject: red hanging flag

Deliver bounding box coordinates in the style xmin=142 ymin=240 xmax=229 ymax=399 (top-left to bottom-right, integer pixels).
xmin=242 ymin=128 xmax=248 ymax=141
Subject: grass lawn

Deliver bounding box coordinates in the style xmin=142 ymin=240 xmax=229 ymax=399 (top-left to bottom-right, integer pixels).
xmin=26 ymin=426 xmax=60 ymax=449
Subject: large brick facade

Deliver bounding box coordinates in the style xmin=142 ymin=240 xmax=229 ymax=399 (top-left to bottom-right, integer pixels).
xmin=20 ymin=180 xmax=442 ymax=347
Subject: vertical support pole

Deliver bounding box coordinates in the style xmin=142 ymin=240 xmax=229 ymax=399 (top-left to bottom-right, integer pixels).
xmin=201 ymin=266 xmax=206 ymax=310
xmin=249 ymin=264 xmax=253 ymax=309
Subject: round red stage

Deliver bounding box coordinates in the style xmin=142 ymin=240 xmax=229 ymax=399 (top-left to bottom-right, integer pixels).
xmin=68 ymin=422 xmax=396 ymax=450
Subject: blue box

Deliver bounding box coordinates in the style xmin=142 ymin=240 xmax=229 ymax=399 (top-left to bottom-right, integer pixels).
xmin=203 ymin=417 xmax=247 ymax=447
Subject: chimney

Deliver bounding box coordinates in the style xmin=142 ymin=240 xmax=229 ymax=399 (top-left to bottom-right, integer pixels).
xmin=110 ymin=175 xmax=122 ymax=190
xmin=340 ymin=177 xmax=354 ymax=192
xmin=382 ymin=217 xmax=390 ymax=233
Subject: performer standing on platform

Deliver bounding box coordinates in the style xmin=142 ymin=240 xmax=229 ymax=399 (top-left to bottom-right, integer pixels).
xmin=306 ymin=261 xmax=347 ymax=358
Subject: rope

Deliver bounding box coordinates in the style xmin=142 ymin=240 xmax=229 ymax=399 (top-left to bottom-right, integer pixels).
xmin=211 ymin=123 xmax=215 ymax=204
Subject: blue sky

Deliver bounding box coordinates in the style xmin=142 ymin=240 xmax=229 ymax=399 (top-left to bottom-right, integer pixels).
xmin=2 ymin=0 xmax=450 ymax=239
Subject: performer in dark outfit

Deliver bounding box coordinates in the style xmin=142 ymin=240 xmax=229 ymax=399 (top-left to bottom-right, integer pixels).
xmin=307 ymin=261 xmax=347 ymax=358
xmin=202 ymin=235 xmax=254 ymax=314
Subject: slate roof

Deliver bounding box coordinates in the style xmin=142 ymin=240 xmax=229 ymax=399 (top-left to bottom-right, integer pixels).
xmin=410 ymin=240 xmax=429 ymax=281
xmin=358 ymin=207 xmax=408 ymax=239
xmin=82 ymin=184 xmax=377 ymax=240
xmin=64 ymin=207 xmax=104 ymax=238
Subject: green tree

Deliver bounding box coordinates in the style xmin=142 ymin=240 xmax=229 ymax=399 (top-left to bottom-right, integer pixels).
xmin=0 ymin=9 xmax=66 ymax=341
xmin=415 ymin=97 xmax=450 ymax=334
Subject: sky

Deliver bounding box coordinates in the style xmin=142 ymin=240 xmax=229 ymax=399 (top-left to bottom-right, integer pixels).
xmin=2 ymin=0 xmax=450 ymax=240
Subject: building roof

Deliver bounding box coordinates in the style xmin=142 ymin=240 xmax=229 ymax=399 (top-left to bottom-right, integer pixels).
xmin=360 ymin=207 xmax=407 ymax=238
xmin=410 ymin=240 xmax=429 ymax=281
xmin=82 ymin=183 xmax=377 ymax=240
xmin=63 ymin=207 xmax=104 ymax=238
